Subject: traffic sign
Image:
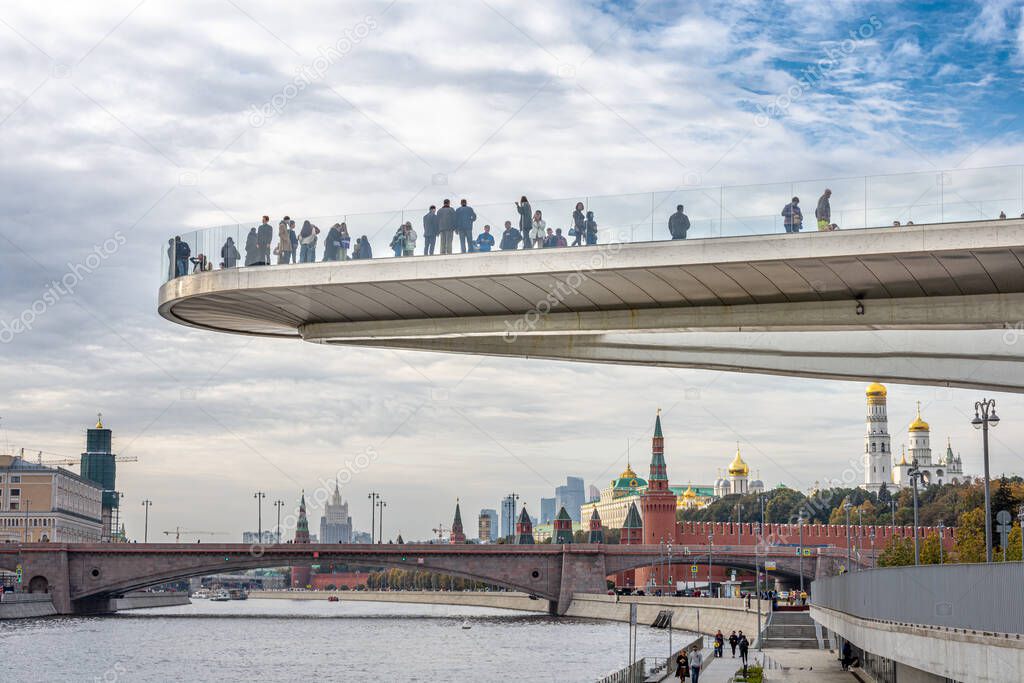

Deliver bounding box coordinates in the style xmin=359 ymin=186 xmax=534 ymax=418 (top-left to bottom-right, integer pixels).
xmin=764 ymin=560 xmax=776 ymax=571
xmin=690 ymin=565 xmax=699 ymax=575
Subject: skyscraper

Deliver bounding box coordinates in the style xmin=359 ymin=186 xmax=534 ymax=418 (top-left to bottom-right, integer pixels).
xmin=500 ymin=494 xmax=518 ymax=539
xmin=539 ymin=497 xmax=556 ymax=525
xmin=554 ymin=476 xmax=585 ymax=523
xmin=79 ymin=414 xmax=119 ymax=541
xmin=319 ymin=479 xmax=353 ymax=543
xmin=478 ymin=508 xmax=498 ymax=542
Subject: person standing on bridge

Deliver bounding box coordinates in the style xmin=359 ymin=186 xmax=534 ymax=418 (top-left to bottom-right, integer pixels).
xmin=815 ymin=189 xmax=832 ymax=231
xmin=437 ymin=199 xmax=457 ymax=255
xmin=455 ymin=198 xmax=477 ymax=253
xmin=530 ymin=210 xmax=546 ymax=248
xmin=475 ymin=225 xmax=495 ymax=252
xmin=516 ymin=196 xmax=533 ymax=249
xmin=728 ymin=630 xmax=738 ymax=657
xmin=782 ymin=197 xmax=803 ymax=233
xmin=689 ymin=646 xmax=703 ymax=683
xmin=298 ymin=220 xmax=320 ymax=263
xmin=500 ymin=221 xmax=521 ymax=250
xmin=423 ymin=205 xmax=439 ymax=256
xmin=571 ymin=202 xmax=586 ymax=246
xmin=277 ymin=217 xmax=294 ymax=264
xmin=585 ymin=210 xmax=598 ymax=245
xmin=713 ymin=630 xmax=724 ymax=657
xmin=669 ymin=204 xmax=690 ymax=239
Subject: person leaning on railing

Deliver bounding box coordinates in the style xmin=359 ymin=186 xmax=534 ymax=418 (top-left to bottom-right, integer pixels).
xmin=782 ymin=197 xmax=803 ymax=233
xmin=815 ymin=189 xmax=832 ymax=230
xmin=669 ymin=205 xmax=690 ymax=239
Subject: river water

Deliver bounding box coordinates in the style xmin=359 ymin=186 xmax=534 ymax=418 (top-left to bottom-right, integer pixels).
xmin=0 ymin=598 xmax=697 ymax=682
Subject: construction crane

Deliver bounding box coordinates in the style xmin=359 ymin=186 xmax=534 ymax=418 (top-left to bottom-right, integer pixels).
xmin=22 ymin=448 xmax=139 ymax=467
xmin=162 ymin=528 xmax=229 ymax=542
xmin=431 ymin=523 xmax=449 ymax=544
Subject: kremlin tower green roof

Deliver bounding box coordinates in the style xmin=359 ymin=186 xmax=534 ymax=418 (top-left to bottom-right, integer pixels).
xmin=623 ymin=501 xmax=642 ymax=529
xmin=556 ymin=506 xmax=572 ymax=521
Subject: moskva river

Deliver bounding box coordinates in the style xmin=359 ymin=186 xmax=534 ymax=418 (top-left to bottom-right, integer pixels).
xmin=0 ymin=599 xmax=695 ymax=682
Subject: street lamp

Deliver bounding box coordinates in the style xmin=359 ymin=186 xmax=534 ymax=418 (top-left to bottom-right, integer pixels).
xmin=798 ymin=509 xmax=806 ymax=593
xmin=972 ymin=398 xmax=1000 ymax=563
xmin=141 ymin=499 xmax=152 ymax=543
xmin=844 ymin=501 xmax=853 ymax=571
xmin=377 ymin=499 xmax=387 ymax=544
xmin=273 ymin=499 xmax=284 ymax=543
xmin=757 ymin=492 xmax=765 ymax=651
xmin=707 ymin=531 xmax=714 ymax=597
xmin=907 ymin=459 xmax=923 ymax=566
xmin=368 ymin=492 xmax=380 ymax=544
xmin=254 ymin=491 xmax=266 ymax=543
xmin=1019 ymin=506 xmax=1024 ymax=562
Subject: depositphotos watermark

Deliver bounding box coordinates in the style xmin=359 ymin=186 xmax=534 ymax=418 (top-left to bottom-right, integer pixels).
xmin=248 ymin=16 xmax=378 ymax=127
xmin=754 ymin=15 xmax=882 ymax=127
xmin=0 ymin=231 xmax=127 ymax=344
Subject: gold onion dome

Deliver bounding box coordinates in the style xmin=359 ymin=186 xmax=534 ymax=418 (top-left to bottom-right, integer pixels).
xmin=620 ymin=463 xmax=637 ymax=479
xmin=728 ymin=446 xmax=750 ymax=476
xmin=909 ymin=403 xmax=929 ymax=432
xmin=683 ymin=484 xmax=697 ymax=499
xmin=866 ymin=382 xmax=887 ymax=398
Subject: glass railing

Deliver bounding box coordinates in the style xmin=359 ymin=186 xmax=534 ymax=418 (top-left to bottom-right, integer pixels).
xmin=161 ymin=164 xmax=1024 ymax=283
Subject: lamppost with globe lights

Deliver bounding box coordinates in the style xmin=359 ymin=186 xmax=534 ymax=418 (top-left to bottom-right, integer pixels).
xmin=141 ymin=499 xmax=152 ymax=543
xmin=907 ymin=460 xmax=924 ymax=566
xmin=253 ymin=491 xmax=266 ymax=543
xmin=971 ymin=398 xmax=1000 ymax=563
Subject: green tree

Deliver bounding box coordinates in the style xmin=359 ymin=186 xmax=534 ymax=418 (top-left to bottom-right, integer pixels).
xmin=919 ymin=533 xmax=942 ymax=564
xmin=954 ymin=508 xmax=986 ymax=563
xmin=877 ymin=537 xmax=914 ymax=566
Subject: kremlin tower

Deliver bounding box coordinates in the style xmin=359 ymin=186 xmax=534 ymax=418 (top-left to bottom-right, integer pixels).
xmin=588 ymin=508 xmax=604 ymax=544
xmin=514 ymin=507 xmax=534 ymax=544
xmin=450 ymin=500 xmax=466 ymax=544
xmin=553 ymin=506 xmax=574 ymax=544
xmin=290 ymin=492 xmax=312 ymax=588
xmin=640 ymin=410 xmax=676 ymax=545
xmin=862 ymin=382 xmax=892 ymax=492
xmin=620 ymin=502 xmax=643 ymax=545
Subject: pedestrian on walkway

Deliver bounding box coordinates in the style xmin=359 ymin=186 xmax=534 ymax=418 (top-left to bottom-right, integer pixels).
xmin=516 ymin=196 xmax=532 ymax=249
xmin=475 ymin=224 xmax=495 ymax=252
xmin=402 ymin=222 xmax=417 ymax=256
xmin=738 ymin=633 xmax=749 ymax=667
xmin=423 ymin=205 xmax=439 ymax=256
xmin=782 ymin=197 xmax=803 ymax=233
xmin=257 ymin=216 xmax=273 ymax=265
xmin=585 ymin=210 xmax=598 ymax=245
xmin=499 ymin=221 xmax=521 ymax=250
xmin=675 ymin=649 xmax=689 ymax=681
xmin=220 ymin=237 xmax=240 ymax=268
xmin=298 ymin=220 xmax=320 ymax=263
xmin=571 ymin=202 xmax=586 ymax=246
xmin=455 ymin=198 xmax=477 ymax=253
xmin=276 ymin=220 xmax=292 ymax=264
xmin=530 ymin=210 xmax=546 ymax=248
xmin=800 ymin=589 xmax=808 ymax=606
xmin=815 ymin=189 xmax=832 ymax=230
xmin=669 ymin=204 xmax=690 ymax=239
xmin=437 ymin=199 xmax=456 ymax=254
xmin=713 ymin=631 xmax=724 ymax=657
xmin=728 ymin=630 xmax=738 ymax=657
xmin=244 ymin=228 xmax=258 ymax=266
xmin=689 ymin=647 xmax=703 ymax=683
xmin=287 ymin=218 xmax=298 ymax=263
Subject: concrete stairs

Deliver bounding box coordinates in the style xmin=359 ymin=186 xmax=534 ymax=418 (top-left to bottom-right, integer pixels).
xmin=761 ymin=611 xmax=821 ymax=649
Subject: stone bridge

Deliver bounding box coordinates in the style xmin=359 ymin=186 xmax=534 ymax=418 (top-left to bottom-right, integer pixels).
xmin=0 ymin=542 xmax=863 ymax=616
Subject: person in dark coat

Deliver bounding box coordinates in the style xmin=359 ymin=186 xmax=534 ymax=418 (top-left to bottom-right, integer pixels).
xmin=353 ymin=235 xmax=372 ymax=260
xmin=571 ymin=202 xmax=586 ymax=246
xmin=713 ymin=631 xmax=724 ymax=657
xmin=221 ymin=237 xmax=240 ymax=268
xmin=422 ymin=205 xmax=439 ymax=256
xmin=437 ymin=199 xmax=456 ymax=255
xmin=244 ymin=228 xmax=258 ymax=266
xmin=815 ymin=189 xmax=832 ymax=230
xmin=323 ymin=224 xmax=341 ymax=262
xmin=781 ymin=197 xmax=803 ymax=233
xmin=669 ymin=205 xmax=690 ymax=239
xmin=675 ymin=650 xmax=689 ymax=680
xmin=256 ymin=216 xmax=274 ymax=264
xmin=728 ymin=631 xmax=738 ymax=657
xmin=455 ymin=199 xmax=477 ymax=253
xmin=167 ymin=238 xmax=175 ymax=280
xmin=738 ymin=633 xmax=749 ymax=667
xmin=286 ymin=217 xmax=299 ymax=263
xmin=499 ymin=221 xmax=521 ymax=250
xmin=516 ymin=196 xmax=532 ymax=249
xmin=175 ymin=236 xmax=191 ymax=277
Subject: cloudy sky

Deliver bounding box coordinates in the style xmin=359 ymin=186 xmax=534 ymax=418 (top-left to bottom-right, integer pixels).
xmin=1 ymin=0 xmax=1022 ymax=542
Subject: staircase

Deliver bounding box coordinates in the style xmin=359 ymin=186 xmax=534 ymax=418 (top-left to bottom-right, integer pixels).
xmin=761 ymin=610 xmax=822 ymax=649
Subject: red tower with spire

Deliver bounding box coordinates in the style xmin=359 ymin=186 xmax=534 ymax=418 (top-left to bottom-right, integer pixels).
xmin=450 ymin=500 xmax=466 ymax=544
xmin=638 ymin=410 xmax=678 ymax=590
xmin=514 ymin=506 xmax=534 ymax=544
xmin=290 ymin=491 xmax=312 ymax=589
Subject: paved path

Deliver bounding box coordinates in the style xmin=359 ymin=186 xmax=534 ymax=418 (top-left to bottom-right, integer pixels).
xmin=761 ymin=649 xmax=860 ymax=682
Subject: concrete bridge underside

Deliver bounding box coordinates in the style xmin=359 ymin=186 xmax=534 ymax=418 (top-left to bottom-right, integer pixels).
xmin=159 ymin=219 xmax=1024 ymax=392
xmin=0 ymin=543 xmax=837 ymax=616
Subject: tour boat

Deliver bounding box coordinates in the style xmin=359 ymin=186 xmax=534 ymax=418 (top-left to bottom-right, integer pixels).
xmin=190 ymin=589 xmax=210 ymax=599
xmin=210 ymin=590 xmax=230 ymax=602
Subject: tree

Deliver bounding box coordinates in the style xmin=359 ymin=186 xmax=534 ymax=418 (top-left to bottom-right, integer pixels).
xmin=1005 ymin=525 xmax=1022 ymax=562
xmin=877 ymin=537 xmax=914 ymax=567
xmin=919 ymin=533 xmax=942 ymax=564
xmin=953 ymin=508 xmax=986 ymax=563
xmin=877 ymin=483 xmax=891 ymax=505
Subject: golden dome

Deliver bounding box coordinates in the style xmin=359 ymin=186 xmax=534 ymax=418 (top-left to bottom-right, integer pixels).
xmin=728 ymin=446 xmax=750 ymax=477
xmin=683 ymin=484 xmax=697 ymax=499
xmin=866 ymin=382 xmax=887 ymax=398
xmin=908 ymin=402 xmax=929 ymax=432
xmin=620 ymin=462 xmax=637 ymax=479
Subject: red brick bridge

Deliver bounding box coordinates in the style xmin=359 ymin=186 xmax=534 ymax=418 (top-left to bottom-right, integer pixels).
xmin=0 ymin=540 xmax=881 ymax=616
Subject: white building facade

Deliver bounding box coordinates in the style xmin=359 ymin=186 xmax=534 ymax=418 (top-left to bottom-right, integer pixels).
xmin=862 ymin=382 xmax=893 ymax=492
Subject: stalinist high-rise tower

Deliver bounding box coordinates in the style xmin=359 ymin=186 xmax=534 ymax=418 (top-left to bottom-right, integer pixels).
xmin=862 ymin=382 xmax=892 ymax=492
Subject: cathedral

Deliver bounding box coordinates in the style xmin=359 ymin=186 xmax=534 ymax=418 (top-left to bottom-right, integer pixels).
xmin=860 ymin=383 xmax=965 ymax=491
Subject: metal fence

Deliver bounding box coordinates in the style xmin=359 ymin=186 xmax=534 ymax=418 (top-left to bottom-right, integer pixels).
xmin=811 ymin=562 xmax=1024 ymax=635
xmin=595 ymin=658 xmax=646 ymax=683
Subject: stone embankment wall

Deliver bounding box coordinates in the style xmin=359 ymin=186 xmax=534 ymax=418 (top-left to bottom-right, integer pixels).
xmin=0 ymin=593 xmax=57 ymax=619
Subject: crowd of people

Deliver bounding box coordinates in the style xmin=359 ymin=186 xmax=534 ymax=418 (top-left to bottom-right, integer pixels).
xmin=166 ymin=187 xmax=1017 ymax=278
xmin=674 ymin=629 xmax=750 ymax=682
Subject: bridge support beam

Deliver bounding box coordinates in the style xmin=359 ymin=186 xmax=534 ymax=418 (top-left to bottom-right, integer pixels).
xmin=556 ymin=550 xmax=609 ymax=616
